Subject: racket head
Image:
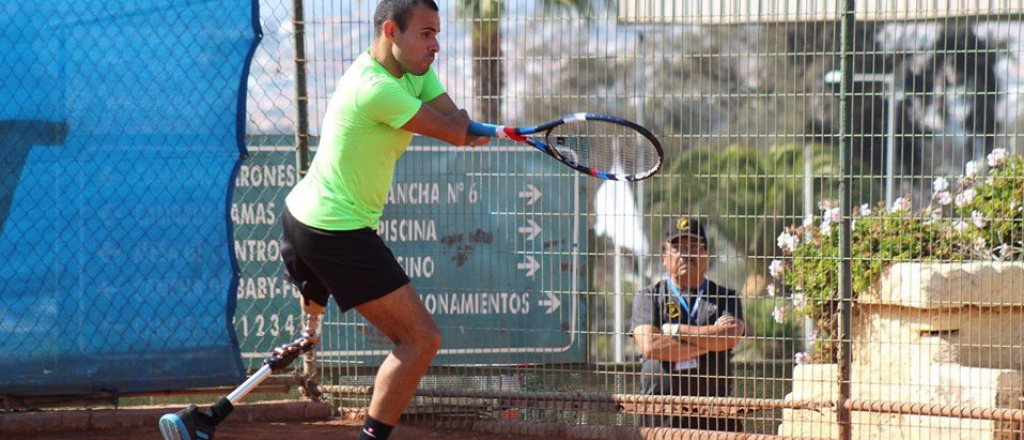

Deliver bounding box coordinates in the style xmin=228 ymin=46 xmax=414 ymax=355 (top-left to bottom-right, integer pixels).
xmin=523 ymin=113 xmax=664 ymax=181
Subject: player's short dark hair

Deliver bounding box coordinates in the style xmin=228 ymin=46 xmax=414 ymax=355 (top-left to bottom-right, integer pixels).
xmin=374 ymin=0 xmax=439 ymax=37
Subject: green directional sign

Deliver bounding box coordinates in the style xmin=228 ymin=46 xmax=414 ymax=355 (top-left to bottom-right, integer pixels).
xmin=233 ymin=136 xmax=586 ymax=367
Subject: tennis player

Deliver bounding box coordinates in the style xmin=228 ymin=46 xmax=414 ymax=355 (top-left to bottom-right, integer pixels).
xmin=281 ymin=1 xmax=487 ymax=440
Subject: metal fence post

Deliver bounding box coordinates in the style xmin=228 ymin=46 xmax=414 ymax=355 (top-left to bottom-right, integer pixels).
xmin=291 ymin=0 xmax=317 ymax=401
xmin=837 ymin=1 xmax=856 ymax=440
xmin=292 ymin=0 xmax=311 ymax=177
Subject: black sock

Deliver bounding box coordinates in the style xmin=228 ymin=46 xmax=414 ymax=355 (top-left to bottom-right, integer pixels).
xmin=356 ymin=414 xmax=394 ymax=440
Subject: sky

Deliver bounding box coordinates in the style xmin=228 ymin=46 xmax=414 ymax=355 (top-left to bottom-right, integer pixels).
xmin=246 ymin=1 xmax=1024 ymax=138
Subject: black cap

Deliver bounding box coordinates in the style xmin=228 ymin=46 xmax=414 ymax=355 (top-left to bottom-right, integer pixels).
xmin=663 ymin=217 xmax=708 ymax=245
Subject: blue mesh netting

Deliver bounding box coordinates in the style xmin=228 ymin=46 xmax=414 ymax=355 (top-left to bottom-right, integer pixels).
xmin=0 ymin=1 xmax=260 ymax=395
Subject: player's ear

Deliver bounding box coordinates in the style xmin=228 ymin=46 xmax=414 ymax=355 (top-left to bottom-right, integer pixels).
xmin=382 ymin=20 xmax=398 ymax=41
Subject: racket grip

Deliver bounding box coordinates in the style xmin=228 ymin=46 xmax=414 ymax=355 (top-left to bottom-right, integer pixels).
xmin=468 ymin=121 xmax=501 ymax=138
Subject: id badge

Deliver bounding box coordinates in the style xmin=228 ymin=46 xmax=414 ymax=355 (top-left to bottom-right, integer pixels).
xmin=674 ymin=359 xmax=698 ymax=371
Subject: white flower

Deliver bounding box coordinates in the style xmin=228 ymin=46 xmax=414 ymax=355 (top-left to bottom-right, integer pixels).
xmin=794 ymin=352 xmax=813 ymax=365
xmin=974 ymin=237 xmax=988 ymax=251
xmin=777 ymin=231 xmax=799 ymax=254
xmin=807 ymin=328 xmax=820 ymax=340
xmin=890 ymin=197 xmax=911 ymax=213
xmin=953 ymin=220 xmax=969 ymax=232
xmin=955 ymin=188 xmax=976 ymax=208
xmin=997 ymin=244 xmax=1012 ymax=258
xmin=769 ymin=260 xmax=785 ymax=278
xmin=932 ymin=177 xmax=949 ymax=193
xmin=820 ymin=219 xmax=833 ymax=236
xmin=935 ymin=191 xmax=952 ymax=206
xmin=772 ymin=306 xmax=788 ymax=323
xmin=802 ymin=217 xmax=814 ymax=228
xmin=859 ymin=204 xmax=871 ymax=216
xmin=971 ymin=211 xmax=986 ymax=228
xmin=766 ymin=284 xmax=778 ymax=297
xmin=819 ymin=207 xmax=841 ymax=236
xmin=987 ymin=148 xmax=1008 ymax=168
xmin=792 ymin=293 xmax=808 ymax=308
xmin=965 ymin=160 xmax=981 ymax=178
xmin=851 ymin=219 xmax=857 ymax=232
xmin=825 ymin=207 xmax=841 ymax=224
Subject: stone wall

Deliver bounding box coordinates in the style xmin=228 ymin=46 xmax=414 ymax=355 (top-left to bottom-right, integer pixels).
xmin=779 ymin=263 xmax=1024 ymax=440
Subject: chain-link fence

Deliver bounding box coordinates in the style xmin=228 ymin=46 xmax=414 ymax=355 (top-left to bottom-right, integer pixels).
xmin=5 ymin=0 xmax=1024 ymax=439
xmin=269 ymin=1 xmax=1024 ymax=439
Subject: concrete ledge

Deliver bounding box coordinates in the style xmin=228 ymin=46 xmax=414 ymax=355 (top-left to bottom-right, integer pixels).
xmin=0 ymin=400 xmax=332 ymax=436
xmin=862 ymin=263 xmax=1024 ymax=307
xmin=786 ymin=364 xmax=838 ymax=401
xmin=789 ymin=364 xmax=1021 ymax=407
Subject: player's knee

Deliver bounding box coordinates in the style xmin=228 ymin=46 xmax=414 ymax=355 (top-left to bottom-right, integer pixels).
xmin=425 ymin=327 xmax=442 ymax=354
xmin=411 ymin=326 xmax=442 ymax=359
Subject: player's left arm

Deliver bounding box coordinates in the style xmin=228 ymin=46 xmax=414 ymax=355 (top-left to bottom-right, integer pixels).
xmin=425 ymin=93 xmax=489 ymax=146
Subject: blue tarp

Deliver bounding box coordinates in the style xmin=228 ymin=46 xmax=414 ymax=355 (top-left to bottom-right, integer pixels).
xmin=0 ymin=1 xmax=259 ymax=395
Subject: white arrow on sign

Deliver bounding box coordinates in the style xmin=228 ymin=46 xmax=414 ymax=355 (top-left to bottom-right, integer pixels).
xmin=517 ymin=255 xmax=541 ymax=277
xmin=517 ymin=218 xmax=542 ymax=241
xmin=518 ymin=184 xmax=542 ymax=206
xmin=538 ymin=291 xmax=561 ymax=314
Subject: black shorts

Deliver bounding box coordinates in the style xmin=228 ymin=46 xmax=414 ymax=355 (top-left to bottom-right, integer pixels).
xmin=280 ymin=207 xmax=410 ymax=312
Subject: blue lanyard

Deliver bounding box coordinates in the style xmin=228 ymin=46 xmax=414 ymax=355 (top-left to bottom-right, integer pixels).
xmin=668 ymin=279 xmax=706 ymax=323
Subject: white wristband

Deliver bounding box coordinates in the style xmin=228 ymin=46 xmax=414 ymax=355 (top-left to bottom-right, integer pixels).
xmin=661 ymin=323 xmax=680 ymax=335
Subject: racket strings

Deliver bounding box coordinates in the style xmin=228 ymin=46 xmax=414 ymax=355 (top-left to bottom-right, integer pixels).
xmin=545 ymin=121 xmax=660 ymax=177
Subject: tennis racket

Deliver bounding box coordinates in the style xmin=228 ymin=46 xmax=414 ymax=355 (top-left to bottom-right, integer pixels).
xmin=467 ymin=113 xmax=664 ymax=181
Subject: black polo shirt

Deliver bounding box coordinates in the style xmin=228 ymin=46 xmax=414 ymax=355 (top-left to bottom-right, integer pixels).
xmin=631 ymin=278 xmax=744 ymax=398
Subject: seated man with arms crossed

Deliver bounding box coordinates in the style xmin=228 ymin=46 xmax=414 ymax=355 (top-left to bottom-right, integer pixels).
xmin=632 ymin=217 xmax=746 ymax=431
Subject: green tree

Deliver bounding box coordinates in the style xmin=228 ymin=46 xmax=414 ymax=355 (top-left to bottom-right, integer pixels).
xmin=646 ymin=143 xmax=842 ymax=283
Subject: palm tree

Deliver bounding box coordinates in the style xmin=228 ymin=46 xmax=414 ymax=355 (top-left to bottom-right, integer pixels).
xmin=459 ymin=0 xmax=502 ymax=122
xmin=457 ymin=0 xmax=602 ymax=122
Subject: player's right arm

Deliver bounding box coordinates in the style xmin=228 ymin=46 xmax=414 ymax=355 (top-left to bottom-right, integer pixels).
xmin=633 ymin=324 xmax=710 ymax=362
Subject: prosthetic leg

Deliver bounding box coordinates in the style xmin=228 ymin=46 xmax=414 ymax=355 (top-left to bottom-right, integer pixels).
xmin=158 ymin=300 xmax=325 ymax=440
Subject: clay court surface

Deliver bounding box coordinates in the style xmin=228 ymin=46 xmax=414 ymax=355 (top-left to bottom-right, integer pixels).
xmin=2 ymin=402 xmax=549 ymax=440
xmin=25 ymin=419 xmax=529 ymax=440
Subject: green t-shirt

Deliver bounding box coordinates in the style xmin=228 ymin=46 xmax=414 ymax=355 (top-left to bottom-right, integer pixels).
xmin=285 ymin=50 xmax=445 ymax=230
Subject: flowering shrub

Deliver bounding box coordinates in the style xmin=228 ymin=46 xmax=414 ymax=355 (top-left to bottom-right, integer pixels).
xmin=770 ymin=149 xmax=1024 ymax=364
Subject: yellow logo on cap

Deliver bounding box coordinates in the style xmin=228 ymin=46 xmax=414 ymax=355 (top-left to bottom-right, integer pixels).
xmin=677 ymin=218 xmax=690 ymax=231
xmin=665 ymin=302 xmax=681 ymax=319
